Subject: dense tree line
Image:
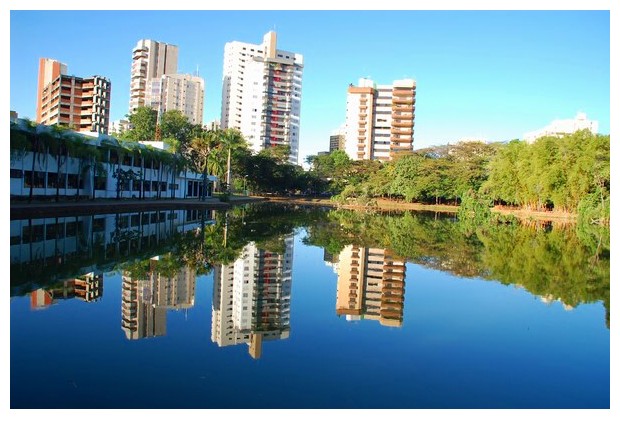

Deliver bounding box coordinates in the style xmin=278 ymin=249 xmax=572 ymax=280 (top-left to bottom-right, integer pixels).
xmin=307 ymin=131 xmax=609 ymax=224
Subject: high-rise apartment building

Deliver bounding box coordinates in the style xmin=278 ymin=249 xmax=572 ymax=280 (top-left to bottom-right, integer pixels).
xmin=221 ymin=31 xmax=303 ymax=164
xmin=36 ymin=58 xmax=111 ymax=134
xmin=36 ymin=58 xmax=67 ymax=121
xmin=129 ymin=39 xmax=178 ymax=113
xmin=211 ymin=237 xmax=293 ymax=359
xmin=145 ymin=73 xmax=205 ymax=125
xmin=344 ymin=78 xmax=416 ymax=161
xmin=335 ymin=245 xmax=406 ymax=327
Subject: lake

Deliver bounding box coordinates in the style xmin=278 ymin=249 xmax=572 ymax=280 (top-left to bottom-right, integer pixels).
xmin=9 ymin=203 xmax=610 ymax=409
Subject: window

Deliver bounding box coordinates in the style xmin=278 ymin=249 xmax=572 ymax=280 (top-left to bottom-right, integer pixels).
xmin=45 ymin=223 xmax=65 ymax=240
xmin=94 ymin=176 xmax=107 ymax=190
xmin=67 ymin=174 xmax=79 ymax=189
xmin=118 ymin=216 xmax=129 ymax=229
xmin=22 ymin=224 xmax=44 ymax=243
xmin=10 ymin=169 xmax=23 ymax=178
xmin=24 ymin=171 xmax=45 ymax=188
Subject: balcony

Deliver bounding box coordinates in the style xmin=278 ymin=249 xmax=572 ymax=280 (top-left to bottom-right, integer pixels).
xmin=392 ymin=112 xmax=413 ymax=120
xmin=380 ymin=309 xmax=402 ymax=318
xmin=391 ymin=121 xmax=413 ymax=128
xmin=392 ymin=97 xmax=414 ymax=105
xmin=393 ymin=89 xmax=414 ymax=97
xmin=391 ymin=135 xmax=413 ymax=142
xmin=390 ymin=145 xmax=413 ymax=153
xmin=393 ymin=105 xmax=413 ymax=112
xmin=391 ymin=128 xmax=413 ymax=135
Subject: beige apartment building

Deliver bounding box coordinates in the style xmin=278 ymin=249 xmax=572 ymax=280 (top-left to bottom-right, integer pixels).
xmin=344 ymin=78 xmax=416 ymax=161
xmin=335 ymin=245 xmax=407 ymax=327
xmin=36 ymin=58 xmax=111 ymax=134
xmin=130 ymin=39 xmax=178 ymax=113
xmin=145 ymin=73 xmax=205 ymax=125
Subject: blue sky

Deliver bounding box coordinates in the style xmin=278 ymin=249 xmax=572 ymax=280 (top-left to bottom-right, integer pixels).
xmin=9 ymin=8 xmax=610 ymax=165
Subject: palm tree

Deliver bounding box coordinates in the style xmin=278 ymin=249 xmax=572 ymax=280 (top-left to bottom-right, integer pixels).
xmin=184 ymin=130 xmax=219 ymax=201
xmin=219 ymin=128 xmax=248 ymax=193
xmin=23 ymin=122 xmax=57 ymax=203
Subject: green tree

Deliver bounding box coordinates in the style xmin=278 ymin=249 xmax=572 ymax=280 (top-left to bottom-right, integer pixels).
xmin=121 ymin=107 xmax=157 ymax=141
xmin=159 ymin=110 xmax=199 ymax=146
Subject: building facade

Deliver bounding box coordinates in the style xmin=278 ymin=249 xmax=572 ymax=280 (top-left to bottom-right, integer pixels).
xmin=329 ymin=133 xmax=345 ymax=153
xmin=221 ymin=31 xmax=303 ymax=164
xmin=122 ymin=257 xmax=196 ymax=340
xmin=36 ymin=58 xmax=111 ymax=134
xmin=335 ymin=245 xmax=407 ymax=327
xmin=130 ymin=39 xmax=179 ymax=113
xmin=344 ymin=78 xmax=416 ymax=161
xmin=36 ymin=58 xmax=67 ymax=122
xmin=145 ymin=73 xmax=205 ymax=125
xmin=524 ymin=112 xmax=599 ymax=143
xmin=10 ymin=119 xmax=215 ymax=200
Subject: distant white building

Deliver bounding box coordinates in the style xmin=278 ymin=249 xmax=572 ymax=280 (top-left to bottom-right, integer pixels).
xmin=109 ymin=119 xmax=132 ymax=136
xmin=524 ymin=112 xmax=598 ymax=143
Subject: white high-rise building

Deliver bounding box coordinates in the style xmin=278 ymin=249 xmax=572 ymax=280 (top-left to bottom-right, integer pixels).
xmin=211 ymin=237 xmax=293 ymax=359
xmin=130 ymin=39 xmax=179 ymax=113
xmin=524 ymin=112 xmax=599 ymax=143
xmin=221 ymin=31 xmax=304 ymax=164
xmin=145 ymin=73 xmax=205 ymax=125
xmin=344 ymin=78 xmax=416 ymax=161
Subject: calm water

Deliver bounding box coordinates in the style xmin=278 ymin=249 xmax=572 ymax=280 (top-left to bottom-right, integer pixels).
xmin=10 ymin=203 xmax=610 ymax=408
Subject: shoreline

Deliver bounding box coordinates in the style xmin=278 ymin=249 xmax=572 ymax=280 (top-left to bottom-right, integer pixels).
xmin=10 ymin=196 xmax=267 ymax=220
xmin=263 ymin=196 xmax=578 ymax=222
xmin=10 ymin=194 xmax=579 ymax=223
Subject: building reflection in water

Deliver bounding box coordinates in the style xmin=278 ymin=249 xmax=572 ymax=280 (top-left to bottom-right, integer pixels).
xmin=212 ymin=235 xmax=294 ymax=359
xmin=335 ymin=245 xmax=406 ymax=327
xmin=30 ymin=272 xmax=104 ymax=309
xmin=121 ymin=257 xmax=196 ymax=340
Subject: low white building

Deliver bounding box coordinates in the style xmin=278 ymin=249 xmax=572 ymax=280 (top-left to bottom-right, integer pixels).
xmin=10 ymin=118 xmax=216 ymax=200
xmin=524 ymin=112 xmax=598 ymax=143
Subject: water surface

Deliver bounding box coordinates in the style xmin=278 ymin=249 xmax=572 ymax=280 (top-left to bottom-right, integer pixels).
xmin=10 ymin=204 xmax=610 ymax=408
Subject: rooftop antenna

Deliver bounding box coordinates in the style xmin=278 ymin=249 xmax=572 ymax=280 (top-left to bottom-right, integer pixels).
xmin=195 ymin=64 xmax=200 ymax=77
